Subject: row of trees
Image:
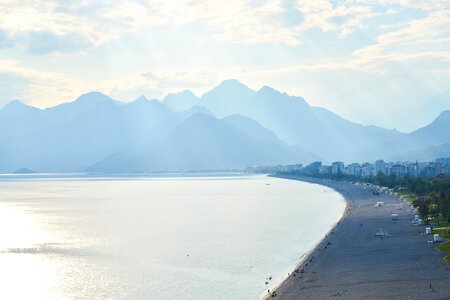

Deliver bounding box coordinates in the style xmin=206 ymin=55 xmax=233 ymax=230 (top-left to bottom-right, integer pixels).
xmin=278 ymin=170 xmax=450 ymax=223
xmin=366 ymin=173 xmax=450 ymax=224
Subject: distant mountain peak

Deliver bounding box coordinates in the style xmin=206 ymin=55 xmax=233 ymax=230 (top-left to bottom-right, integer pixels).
xmin=163 ymin=90 xmax=200 ymax=112
xmin=175 ymin=90 xmax=197 ymax=97
xmin=436 ymin=109 xmax=450 ymax=119
xmin=258 ymin=85 xmax=282 ymax=96
xmin=423 ymin=110 xmax=450 ymax=127
xmin=3 ymin=99 xmax=27 ymax=108
xmin=134 ymin=95 xmax=149 ymax=102
xmin=1 ymin=99 xmax=39 ymax=113
xmin=203 ymin=79 xmax=254 ymax=101
xmin=217 ymin=79 xmax=249 ymax=89
xmin=14 ymin=167 xmax=35 ymax=174
xmin=74 ymin=91 xmax=112 ymax=104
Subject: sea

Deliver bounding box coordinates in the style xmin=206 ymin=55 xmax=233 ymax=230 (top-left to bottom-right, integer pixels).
xmin=0 ymin=174 xmax=345 ymax=299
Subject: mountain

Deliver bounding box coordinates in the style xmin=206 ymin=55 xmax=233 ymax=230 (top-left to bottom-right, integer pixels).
xmin=90 ymin=113 xmax=311 ymax=172
xmin=198 ymin=80 xmax=403 ymax=161
xmin=0 ymin=100 xmax=43 ymax=137
xmin=392 ymin=110 xmax=450 ymax=160
xmin=150 ymin=105 xmax=215 ymax=141
xmin=360 ymin=110 xmax=450 ymax=162
xmin=13 ymin=167 xmax=35 ymax=174
xmin=0 ymin=93 xmax=159 ymax=172
xmin=43 ymin=92 xmax=116 ymax=126
xmin=410 ymin=110 xmax=450 ymax=145
xmin=222 ymin=114 xmax=283 ymax=145
xmin=1 ymin=80 xmax=449 ymax=173
xmin=414 ymin=90 xmax=450 ymax=129
xmin=163 ymin=90 xmax=200 ymax=112
xmin=121 ymin=96 xmax=173 ymax=150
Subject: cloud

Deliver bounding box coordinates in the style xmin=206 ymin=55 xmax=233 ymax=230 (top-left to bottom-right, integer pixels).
xmin=0 ymin=29 xmax=13 ymax=48
xmin=0 ymin=0 xmax=304 ymax=51
xmin=0 ymin=59 xmax=221 ymax=107
xmin=0 ymin=60 xmax=88 ymax=107
xmin=2 ymin=0 xmax=447 ymax=53
xmin=105 ymin=68 xmax=220 ymax=100
xmin=22 ymin=31 xmax=92 ymax=55
xmin=295 ymin=0 xmax=376 ymax=37
xmin=352 ymin=8 xmax=450 ymax=71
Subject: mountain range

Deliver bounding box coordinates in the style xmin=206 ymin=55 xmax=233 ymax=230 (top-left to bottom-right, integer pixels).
xmin=0 ymin=79 xmax=449 ymax=173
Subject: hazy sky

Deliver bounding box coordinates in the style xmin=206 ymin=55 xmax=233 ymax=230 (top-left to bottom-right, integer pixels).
xmin=0 ymin=0 xmax=449 ymax=131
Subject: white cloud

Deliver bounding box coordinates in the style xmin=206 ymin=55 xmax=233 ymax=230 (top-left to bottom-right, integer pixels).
xmin=0 ymin=60 xmax=221 ymax=106
xmin=294 ymin=0 xmax=377 ymax=37
xmin=0 ymin=0 xmax=449 ymax=132
xmin=104 ymin=68 xmax=220 ymax=100
xmin=352 ymin=8 xmax=450 ymax=70
xmin=0 ymin=60 xmax=88 ymax=107
xmin=0 ymin=0 xmax=304 ymax=50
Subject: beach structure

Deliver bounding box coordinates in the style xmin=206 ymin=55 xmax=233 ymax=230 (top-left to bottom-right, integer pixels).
xmin=374 ymin=228 xmax=388 ymax=236
xmin=433 ymin=234 xmax=441 ymax=242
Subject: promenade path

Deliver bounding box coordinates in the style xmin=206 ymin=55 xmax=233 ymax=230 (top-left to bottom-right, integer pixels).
xmin=271 ymin=178 xmax=450 ymax=300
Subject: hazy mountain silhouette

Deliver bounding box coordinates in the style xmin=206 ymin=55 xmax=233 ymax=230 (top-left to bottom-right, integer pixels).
xmin=166 ymin=80 xmax=405 ymax=161
xmin=360 ymin=110 xmax=450 ymax=161
xmin=163 ymin=90 xmax=200 ymax=112
xmin=90 ymin=113 xmax=314 ymax=172
xmin=1 ymin=80 xmax=449 ymax=173
xmin=414 ymin=90 xmax=450 ymax=129
xmin=396 ymin=110 xmax=450 ymax=160
xmin=410 ymin=110 xmax=450 ymax=145
xmin=140 ymin=113 xmax=307 ymax=171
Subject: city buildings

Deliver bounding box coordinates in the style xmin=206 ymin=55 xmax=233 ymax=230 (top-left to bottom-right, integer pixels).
xmin=250 ymin=157 xmax=450 ymax=179
xmin=374 ymin=160 xmax=387 ymax=175
xmin=331 ymin=162 xmax=344 ymax=174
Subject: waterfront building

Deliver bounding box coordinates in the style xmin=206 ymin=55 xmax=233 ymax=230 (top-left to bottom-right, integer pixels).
xmin=331 ymin=161 xmax=345 ymax=174
xmin=347 ymin=163 xmax=361 ymax=177
xmin=361 ymin=163 xmax=374 ymax=177
xmin=374 ymin=159 xmax=387 ymax=175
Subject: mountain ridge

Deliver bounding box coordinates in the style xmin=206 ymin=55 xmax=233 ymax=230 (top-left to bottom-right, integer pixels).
xmin=1 ymin=79 xmax=449 ymax=172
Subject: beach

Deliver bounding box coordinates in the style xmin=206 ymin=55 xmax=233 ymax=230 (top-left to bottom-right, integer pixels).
xmin=265 ymin=176 xmax=450 ymax=299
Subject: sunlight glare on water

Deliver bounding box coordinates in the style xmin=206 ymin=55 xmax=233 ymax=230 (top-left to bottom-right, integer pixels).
xmin=0 ymin=175 xmax=345 ymax=299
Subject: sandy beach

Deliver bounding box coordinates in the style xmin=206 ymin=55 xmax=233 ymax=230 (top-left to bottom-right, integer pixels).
xmin=264 ymin=176 xmax=450 ymax=299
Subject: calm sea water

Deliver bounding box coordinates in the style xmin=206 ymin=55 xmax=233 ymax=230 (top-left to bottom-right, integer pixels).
xmin=0 ymin=174 xmax=345 ymax=299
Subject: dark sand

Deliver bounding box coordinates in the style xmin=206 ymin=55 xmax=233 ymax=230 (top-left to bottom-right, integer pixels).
xmin=265 ymin=176 xmax=450 ymax=300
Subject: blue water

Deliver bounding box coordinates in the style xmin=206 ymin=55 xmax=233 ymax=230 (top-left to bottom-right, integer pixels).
xmin=0 ymin=174 xmax=345 ymax=299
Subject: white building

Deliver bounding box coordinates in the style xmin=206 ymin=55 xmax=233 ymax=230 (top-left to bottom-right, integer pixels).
xmin=374 ymin=159 xmax=386 ymax=175
xmin=331 ymin=161 xmax=345 ymax=174
xmin=361 ymin=162 xmax=374 ymax=177
xmin=347 ymin=163 xmax=361 ymax=177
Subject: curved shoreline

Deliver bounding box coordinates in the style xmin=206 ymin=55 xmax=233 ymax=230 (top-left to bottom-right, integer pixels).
xmin=260 ymin=175 xmax=350 ymax=300
xmin=264 ymin=175 xmax=450 ymax=299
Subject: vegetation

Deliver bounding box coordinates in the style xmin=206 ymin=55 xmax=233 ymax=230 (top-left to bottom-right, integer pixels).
xmin=434 ymin=227 xmax=450 ymax=262
xmin=281 ymin=170 xmax=450 ymax=224
xmin=279 ymin=169 xmax=450 ymax=261
xmin=436 ymin=241 xmax=450 ymax=262
xmin=369 ymin=174 xmax=450 ymax=262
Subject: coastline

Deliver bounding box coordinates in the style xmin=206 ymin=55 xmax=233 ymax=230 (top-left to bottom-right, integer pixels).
xmin=264 ymin=175 xmax=450 ymax=299
xmin=260 ymin=175 xmax=351 ymax=300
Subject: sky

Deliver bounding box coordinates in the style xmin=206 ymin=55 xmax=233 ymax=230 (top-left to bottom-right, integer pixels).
xmin=0 ymin=0 xmax=449 ymax=131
